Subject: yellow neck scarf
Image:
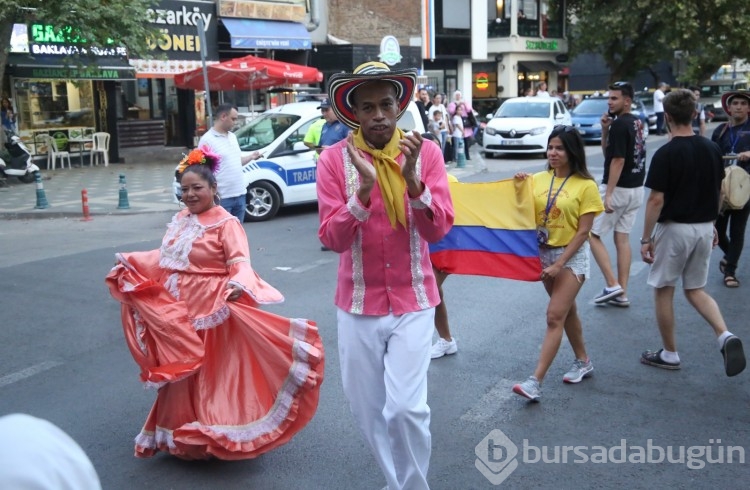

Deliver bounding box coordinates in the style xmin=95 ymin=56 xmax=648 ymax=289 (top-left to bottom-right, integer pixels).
xmin=353 ymin=127 xmax=407 ymax=229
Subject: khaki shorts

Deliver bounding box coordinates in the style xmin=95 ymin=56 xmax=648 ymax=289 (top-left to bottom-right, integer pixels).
xmin=591 ymin=185 xmax=644 ymax=236
xmin=647 ymin=222 xmax=713 ymax=289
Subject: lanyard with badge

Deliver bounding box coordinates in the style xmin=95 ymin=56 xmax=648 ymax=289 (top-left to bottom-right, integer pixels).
xmin=537 ymin=173 xmax=571 ymax=245
xmin=726 ymin=120 xmax=750 ymax=164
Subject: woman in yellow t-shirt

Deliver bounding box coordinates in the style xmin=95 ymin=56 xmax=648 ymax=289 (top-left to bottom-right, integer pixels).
xmin=512 ymin=126 xmax=604 ymax=401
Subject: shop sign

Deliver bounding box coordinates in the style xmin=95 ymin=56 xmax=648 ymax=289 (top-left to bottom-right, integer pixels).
xmin=145 ymin=0 xmax=218 ymax=60
xmin=17 ymin=66 xmax=133 ymax=80
xmin=379 ymin=36 xmax=402 ymax=67
xmin=526 ymin=40 xmax=558 ymax=51
xmin=11 ymin=23 xmax=127 ymax=58
xmin=475 ymin=72 xmax=489 ymax=90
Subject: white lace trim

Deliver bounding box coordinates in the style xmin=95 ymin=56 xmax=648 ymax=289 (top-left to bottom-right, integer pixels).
xmin=226 ymin=257 xmax=250 ymax=266
xmin=347 ymin=194 xmax=370 ymax=221
xmin=143 ymin=380 xmax=167 ymax=390
xmin=192 ymin=304 xmax=230 ymax=330
xmin=181 ymin=338 xmax=317 ymax=443
xmin=135 ymin=428 xmax=174 ymax=450
xmin=410 ymin=183 xmax=432 ymax=210
xmin=159 ymin=213 xmax=234 ymax=270
xmin=164 ymin=273 xmax=180 ymax=300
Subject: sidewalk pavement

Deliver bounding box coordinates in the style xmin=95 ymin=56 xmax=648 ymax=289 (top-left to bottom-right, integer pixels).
xmin=0 ymin=145 xmax=491 ymax=220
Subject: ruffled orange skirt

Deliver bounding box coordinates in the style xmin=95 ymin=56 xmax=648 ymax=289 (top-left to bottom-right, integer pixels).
xmin=107 ymin=264 xmax=324 ymax=460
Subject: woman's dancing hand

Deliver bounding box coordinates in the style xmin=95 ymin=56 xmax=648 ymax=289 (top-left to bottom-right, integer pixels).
xmin=514 ymin=172 xmax=530 ymax=180
xmin=226 ymin=284 xmax=243 ymax=301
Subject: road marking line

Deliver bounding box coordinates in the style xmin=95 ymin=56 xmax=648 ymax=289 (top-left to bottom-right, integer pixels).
xmin=460 ymin=378 xmax=516 ymax=423
xmin=288 ymin=258 xmax=336 ymax=273
xmin=0 ymin=360 xmax=63 ymax=388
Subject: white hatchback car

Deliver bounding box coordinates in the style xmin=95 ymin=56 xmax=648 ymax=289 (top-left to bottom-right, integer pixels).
xmin=483 ymin=97 xmax=572 ymax=157
xmin=175 ymin=100 xmax=426 ymax=222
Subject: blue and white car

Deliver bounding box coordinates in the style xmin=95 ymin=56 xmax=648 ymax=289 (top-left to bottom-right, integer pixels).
xmin=175 ymin=100 xmax=426 ymax=222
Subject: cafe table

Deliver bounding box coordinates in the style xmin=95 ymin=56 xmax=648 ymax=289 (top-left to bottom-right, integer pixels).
xmin=68 ymin=137 xmax=94 ymax=166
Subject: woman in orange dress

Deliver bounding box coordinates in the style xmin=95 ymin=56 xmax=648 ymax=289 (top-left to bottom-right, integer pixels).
xmin=105 ymin=148 xmax=324 ymax=460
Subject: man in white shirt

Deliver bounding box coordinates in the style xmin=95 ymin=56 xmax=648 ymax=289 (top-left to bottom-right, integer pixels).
xmin=653 ymin=82 xmax=667 ymax=135
xmin=198 ymin=104 xmax=261 ymax=221
xmin=535 ymin=81 xmax=550 ymax=97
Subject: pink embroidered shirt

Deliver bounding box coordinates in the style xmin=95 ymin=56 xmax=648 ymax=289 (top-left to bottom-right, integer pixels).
xmin=317 ymin=139 xmax=454 ymax=315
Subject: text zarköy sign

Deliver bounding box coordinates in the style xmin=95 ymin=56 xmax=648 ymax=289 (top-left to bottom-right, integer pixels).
xmin=145 ymin=0 xmax=218 ymax=60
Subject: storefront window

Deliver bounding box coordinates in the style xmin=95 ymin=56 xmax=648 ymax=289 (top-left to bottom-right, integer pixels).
xmin=487 ymin=0 xmax=511 ymax=38
xmin=13 ymin=79 xmax=94 ymax=131
xmin=12 ymin=78 xmax=96 ymax=155
xmin=518 ymin=0 xmax=540 ymax=37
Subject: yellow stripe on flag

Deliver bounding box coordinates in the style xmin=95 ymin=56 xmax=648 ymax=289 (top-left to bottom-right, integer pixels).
xmin=449 ymin=178 xmax=536 ymax=230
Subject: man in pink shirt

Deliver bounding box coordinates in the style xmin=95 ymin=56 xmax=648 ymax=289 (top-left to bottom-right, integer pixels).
xmin=318 ymin=61 xmax=454 ymax=490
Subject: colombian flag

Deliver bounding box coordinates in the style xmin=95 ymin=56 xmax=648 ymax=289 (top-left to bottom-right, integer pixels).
xmin=429 ymin=178 xmax=542 ymax=281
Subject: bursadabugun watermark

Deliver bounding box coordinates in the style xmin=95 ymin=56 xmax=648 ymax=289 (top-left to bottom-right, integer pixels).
xmin=475 ymin=429 xmax=745 ymax=486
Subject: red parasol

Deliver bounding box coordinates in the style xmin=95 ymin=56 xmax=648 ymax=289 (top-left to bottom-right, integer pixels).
xmin=174 ymin=55 xmax=323 ymax=91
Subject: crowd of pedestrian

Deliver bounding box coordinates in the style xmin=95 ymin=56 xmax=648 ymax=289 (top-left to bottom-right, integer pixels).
xmin=69 ymin=62 xmax=748 ymax=490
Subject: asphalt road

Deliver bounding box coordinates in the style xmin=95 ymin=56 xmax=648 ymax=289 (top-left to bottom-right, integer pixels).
xmin=0 ymin=135 xmax=748 ymax=489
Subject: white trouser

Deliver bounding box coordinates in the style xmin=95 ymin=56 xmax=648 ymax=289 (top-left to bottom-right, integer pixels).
xmin=337 ymin=308 xmax=434 ymax=490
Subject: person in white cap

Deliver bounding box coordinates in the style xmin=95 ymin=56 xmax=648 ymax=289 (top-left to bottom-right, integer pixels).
xmin=0 ymin=413 xmax=102 ymax=489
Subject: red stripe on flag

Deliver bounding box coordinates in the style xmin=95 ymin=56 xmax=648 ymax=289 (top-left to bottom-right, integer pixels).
xmin=431 ymin=250 xmax=542 ymax=282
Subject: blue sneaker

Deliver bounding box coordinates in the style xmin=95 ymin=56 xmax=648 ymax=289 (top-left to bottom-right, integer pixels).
xmin=594 ymin=285 xmax=624 ymax=304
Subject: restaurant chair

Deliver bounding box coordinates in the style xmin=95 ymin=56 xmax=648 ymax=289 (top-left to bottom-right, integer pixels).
xmin=41 ymin=134 xmax=71 ymax=170
xmin=90 ymin=132 xmax=110 ymax=166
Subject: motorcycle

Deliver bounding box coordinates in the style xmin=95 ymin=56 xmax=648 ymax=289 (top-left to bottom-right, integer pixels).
xmin=0 ymin=131 xmax=39 ymax=183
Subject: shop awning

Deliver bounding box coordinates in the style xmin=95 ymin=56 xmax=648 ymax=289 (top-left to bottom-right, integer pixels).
xmin=7 ymin=54 xmax=135 ymax=80
xmin=518 ymin=61 xmax=560 ymax=73
xmin=222 ymin=18 xmax=312 ymax=50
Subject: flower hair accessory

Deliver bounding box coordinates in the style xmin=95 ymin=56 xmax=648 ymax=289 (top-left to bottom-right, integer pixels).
xmin=177 ymin=145 xmax=220 ymax=174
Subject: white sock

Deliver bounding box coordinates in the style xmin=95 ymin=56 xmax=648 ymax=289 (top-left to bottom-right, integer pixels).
xmin=660 ymin=349 xmax=680 ymax=364
xmin=718 ymin=331 xmax=734 ymax=349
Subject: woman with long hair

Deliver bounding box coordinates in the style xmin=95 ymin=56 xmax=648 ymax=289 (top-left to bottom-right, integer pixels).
xmin=512 ymin=126 xmax=604 ymax=401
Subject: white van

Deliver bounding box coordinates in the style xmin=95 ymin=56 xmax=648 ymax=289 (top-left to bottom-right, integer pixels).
xmin=176 ymin=100 xmax=426 ymax=222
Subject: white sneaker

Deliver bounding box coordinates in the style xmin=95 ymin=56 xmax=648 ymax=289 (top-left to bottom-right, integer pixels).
xmin=430 ymin=338 xmax=458 ymax=359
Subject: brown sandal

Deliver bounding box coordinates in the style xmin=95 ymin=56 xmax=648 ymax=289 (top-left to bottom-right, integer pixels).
xmin=724 ymin=275 xmax=740 ymax=288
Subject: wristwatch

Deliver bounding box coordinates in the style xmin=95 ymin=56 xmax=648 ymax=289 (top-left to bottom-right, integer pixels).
xmin=640 ymin=237 xmax=652 ymax=245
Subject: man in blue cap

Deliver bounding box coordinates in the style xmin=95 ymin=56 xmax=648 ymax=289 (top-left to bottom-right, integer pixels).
xmin=318 ymin=97 xmax=350 ymax=149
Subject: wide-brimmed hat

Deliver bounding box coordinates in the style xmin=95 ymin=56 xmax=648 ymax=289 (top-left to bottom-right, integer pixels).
xmin=328 ymin=61 xmax=417 ymax=129
xmin=721 ymin=90 xmax=750 ymax=113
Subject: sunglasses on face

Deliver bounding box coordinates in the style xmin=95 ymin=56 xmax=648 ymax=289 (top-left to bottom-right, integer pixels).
xmin=609 ymin=81 xmax=634 ymax=96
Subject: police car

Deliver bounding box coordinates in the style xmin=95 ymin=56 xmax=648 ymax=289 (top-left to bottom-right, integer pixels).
xmin=175 ymin=100 xmax=426 ymax=222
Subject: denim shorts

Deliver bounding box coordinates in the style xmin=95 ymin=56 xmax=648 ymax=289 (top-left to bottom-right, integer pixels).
xmin=539 ymin=241 xmax=590 ymax=279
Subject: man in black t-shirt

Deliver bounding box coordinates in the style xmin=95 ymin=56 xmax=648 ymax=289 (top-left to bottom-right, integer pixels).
xmin=590 ymin=81 xmax=647 ymax=307
xmin=711 ymin=89 xmax=750 ymax=288
xmin=639 ymin=89 xmax=745 ymax=377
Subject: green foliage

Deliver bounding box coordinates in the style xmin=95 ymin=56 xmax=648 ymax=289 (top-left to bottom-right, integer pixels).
xmin=0 ymin=0 xmax=157 ymax=89
xmin=565 ymin=0 xmax=750 ymax=85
